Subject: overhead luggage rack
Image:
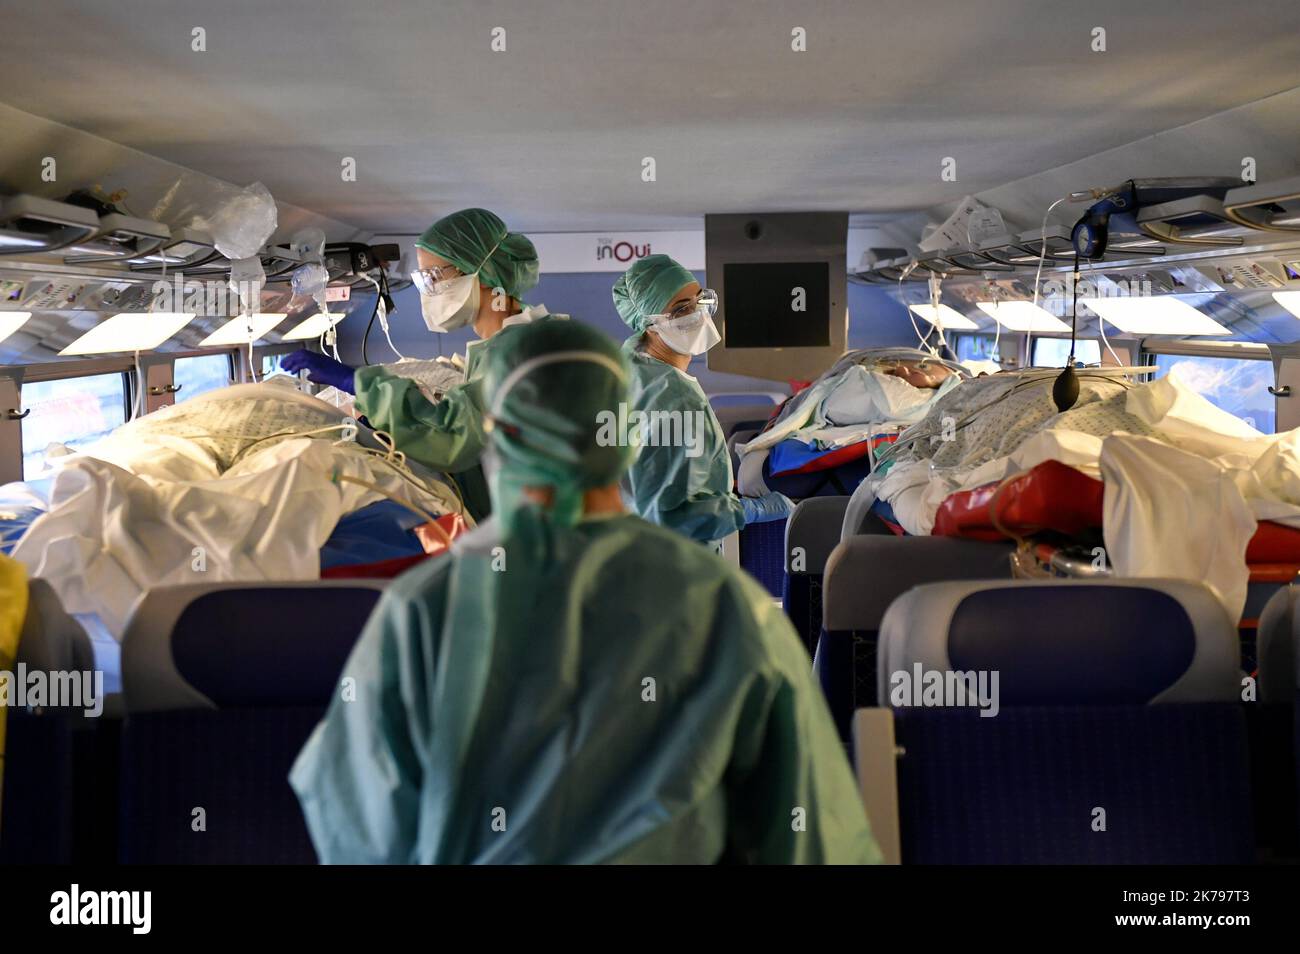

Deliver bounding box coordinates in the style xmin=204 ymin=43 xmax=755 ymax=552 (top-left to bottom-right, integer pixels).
xmin=911 ymin=251 xmax=1002 ymax=277
xmin=871 ymin=258 xmax=930 ymax=282
xmin=1014 ymin=225 xmax=1078 ymax=262
xmin=164 ymin=244 xmax=298 ymax=280
xmin=937 ymin=242 xmax=1017 ymax=272
xmin=176 ymin=242 xmax=304 ymax=278
xmin=126 ymin=228 xmax=222 ymax=271
xmin=850 ymin=177 xmax=1300 ymax=288
xmin=909 ymin=253 xmax=957 ymax=276
xmin=1223 ymin=176 xmax=1300 ymax=233
xmin=62 ymin=212 xmax=171 ymax=264
xmin=1135 ymin=194 xmax=1248 ymax=248
xmin=259 ymin=244 xmax=307 ymax=278
xmin=974 ymin=234 xmax=1053 ymax=268
xmin=0 ymin=194 xmax=101 ymax=255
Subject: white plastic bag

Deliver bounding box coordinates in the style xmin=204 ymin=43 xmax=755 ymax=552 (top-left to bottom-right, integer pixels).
xmin=918 ymin=196 xmax=1005 ymax=252
xmin=192 ymin=181 xmax=278 ymax=261
xmin=290 ymin=227 xmax=326 ymax=263
xmin=291 ymin=261 xmax=331 ymax=316
xmin=228 ymin=256 xmax=266 ymax=316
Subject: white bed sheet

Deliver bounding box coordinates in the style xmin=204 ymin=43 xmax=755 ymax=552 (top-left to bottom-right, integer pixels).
xmin=11 ymin=380 xmax=463 ymax=639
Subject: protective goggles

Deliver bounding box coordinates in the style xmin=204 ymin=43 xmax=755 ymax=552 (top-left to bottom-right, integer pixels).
xmin=410 ymin=264 xmax=466 ymax=296
xmin=646 ymin=288 xmax=719 ymax=324
xmin=410 ymin=234 xmax=508 ymax=297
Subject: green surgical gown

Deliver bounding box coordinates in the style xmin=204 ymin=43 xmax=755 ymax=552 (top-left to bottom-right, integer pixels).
xmin=290 ymin=513 xmax=880 ymax=864
xmin=622 ymin=339 xmax=746 ymax=546
xmin=354 ymin=310 xmax=561 ymax=520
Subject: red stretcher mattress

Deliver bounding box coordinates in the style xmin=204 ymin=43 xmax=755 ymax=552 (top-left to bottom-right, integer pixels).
xmin=932 ymin=459 xmax=1300 ymax=574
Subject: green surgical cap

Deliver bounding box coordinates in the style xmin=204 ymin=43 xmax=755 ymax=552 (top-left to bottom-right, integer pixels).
xmin=484 ymin=320 xmax=634 ymax=532
xmin=416 ymin=207 xmax=539 ymax=299
xmin=611 ymin=254 xmax=697 ymax=333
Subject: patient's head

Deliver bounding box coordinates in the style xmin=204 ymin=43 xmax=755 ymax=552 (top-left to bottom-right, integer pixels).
xmin=879 ymin=359 xmax=952 ymax=390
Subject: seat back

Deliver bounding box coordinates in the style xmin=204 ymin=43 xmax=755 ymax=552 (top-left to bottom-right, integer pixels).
xmin=782 ymin=497 xmax=850 ymax=655
xmin=121 ymin=580 xmax=387 ymax=712
xmin=739 ymin=518 xmax=787 ymax=598
xmin=815 ymin=535 xmax=1013 ymax=737
xmin=0 ymin=580 xmax=100 ymax=864
xmin=16 ymin=578 xmax=94 ymax=673
xmin=116 ymin=581 xmax=387 ymax=863
xmin=711 ymin=401 xmax=777 ymax=442
xmin=1257 ymin=583 xmax=1299 ymax=704
xmin=878 ymin=579 xmax=1241 ymax=707
xmin=1255 ymin=584 xmax=1300 ymax=855
xmin=727 ymin=427 xmax=761 ymax=475
xmin=876 ymin=579 xmax=1253 ymax=864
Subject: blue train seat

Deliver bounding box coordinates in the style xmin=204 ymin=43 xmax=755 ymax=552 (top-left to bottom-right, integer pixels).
xmin=116 ymin=581 xmax=388 ymax=864
xmin=0 ymin=579 xmax=100 ymax=864
xmin=782 ymin=497 xmax=852 ymax=656
xmin=1254 ymin=584 xmax=1300 ymax=858
xmin=876 ymin=578 xmax=1253 ymax=864
xmin=816 ymin=535 xmax=1013 ymax=739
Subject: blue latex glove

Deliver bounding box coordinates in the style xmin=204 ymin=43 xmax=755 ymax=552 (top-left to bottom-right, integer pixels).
xmin=282 ymin=350 xmax=356 ymax=395
xmin=741 ymin=491 xmax=794 ymax=525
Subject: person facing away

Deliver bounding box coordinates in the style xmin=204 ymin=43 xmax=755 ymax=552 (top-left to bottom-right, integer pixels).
xmin=282 ymin=207 xmax=564 ymax=519
xmin=613 ymin=254 xmax=793 ymax=550
xmin=289 ymin=318 xmax=881 ymax=864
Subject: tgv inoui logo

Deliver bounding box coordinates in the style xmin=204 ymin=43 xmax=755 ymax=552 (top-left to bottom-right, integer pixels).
xmin=50 ymin=884 xmax=152 ymax=934
xmin=596 ymin=238 xmax=652 ymax=263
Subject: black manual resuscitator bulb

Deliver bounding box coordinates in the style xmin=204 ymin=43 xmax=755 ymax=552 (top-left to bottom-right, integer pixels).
xmin=1052 ymin=364 xmax=1079 ymax=412
xmin=1053 ymin=254 xmax=1084 ymax=412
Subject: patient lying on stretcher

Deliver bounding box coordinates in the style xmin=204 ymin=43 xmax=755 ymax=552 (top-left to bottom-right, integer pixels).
xmin=735 ymin=348 xmax=969 ymax=499
xmin=877 ymin=357 xmax=958 ymax=390
xmin=8 ymin=379 xmax=465 ymax=638
xmin=846 ymin=366 xmax=1300 ymax=622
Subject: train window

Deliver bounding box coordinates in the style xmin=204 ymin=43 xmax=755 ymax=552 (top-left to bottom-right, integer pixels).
xmin=174 ymin=353 xmax=232 ymax=401
xmin=263 ymin=353 xmax=294 ymax=376
xmin=955 ymin=334 xmax=999 ymax=362
xmin=1150 ymin=353 xmax=1276 ymax=432
xmin=1032 ymin=337 xmax=1101 ymax=367
xmin=21 ymin=372 xmax=127 ymax=478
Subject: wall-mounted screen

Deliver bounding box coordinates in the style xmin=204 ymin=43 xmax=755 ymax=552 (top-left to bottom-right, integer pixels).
xmin=722 ymin=262 xmax=830 ymax=348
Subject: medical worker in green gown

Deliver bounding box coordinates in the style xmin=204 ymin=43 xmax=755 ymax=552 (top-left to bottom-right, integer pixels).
xmin=613 ymin=254 xmax=792 ymax=549
xmin=289 ymin=319 xmax=881 ymax=865
xmin=282 ymin=207 xmax=563 ymax=519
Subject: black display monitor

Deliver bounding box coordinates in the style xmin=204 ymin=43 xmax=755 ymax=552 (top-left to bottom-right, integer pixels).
xmin=722 ymin=262 xmax=830 ymax=348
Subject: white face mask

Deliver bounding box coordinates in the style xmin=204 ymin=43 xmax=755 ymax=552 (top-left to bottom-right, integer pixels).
xmin=420 ymin=274 xmax=481 ymax=333
xmin=654 ymin=309 xmax=720 ymax=356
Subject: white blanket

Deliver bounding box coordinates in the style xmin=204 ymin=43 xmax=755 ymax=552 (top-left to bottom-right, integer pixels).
xmin=845 ymin=371 xmax=1140 ymax=536
xmin=739 ymin=349 xmax=964 ymax=456
xmin=11 ymin=381 xmax=463 ymax=638
xmin=735 ymin=348 xmax=965 ymax=496
xmin=847 ymin=370 xmax=1300 ymax=620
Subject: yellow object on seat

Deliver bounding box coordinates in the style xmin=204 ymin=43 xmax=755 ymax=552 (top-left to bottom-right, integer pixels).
xmin=0 ymin=553 xmax=30 ymax=821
